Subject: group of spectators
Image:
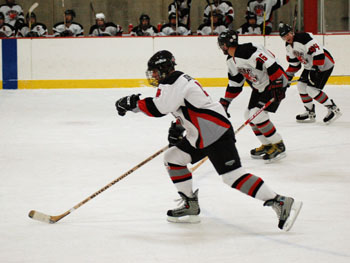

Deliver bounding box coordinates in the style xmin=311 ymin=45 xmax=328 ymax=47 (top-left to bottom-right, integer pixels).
xmin=0 ymin=0 xmax=290 ymax=38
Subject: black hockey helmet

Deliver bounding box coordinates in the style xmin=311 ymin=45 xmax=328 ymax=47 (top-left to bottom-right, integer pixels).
xmin=65 ymin=9 xmax=76 ymax=18
xmin=279 ymin=22 xmax=292 ymax=37
xmin=218 ymin=30 xmax=238 ymax=52
xmin=139 ymin=14 xmax=150 ymax=23
xmin=245 ymin=11 xmax=257 ymax=21
xmin=26 ymin=12 xmax=36 ymax=20
xmin=146 ymin=50 xmax=176 ymax=87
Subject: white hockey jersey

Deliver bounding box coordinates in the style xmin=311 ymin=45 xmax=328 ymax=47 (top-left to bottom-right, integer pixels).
xmin=136 ymin=71 xmax=231 ymax=149
xmin=0 ymin=3 xmax=24 ymax=27
xmin=223 ymin=42 xmax=288 ymax=100
xmin=159 ymin=23 xmax=191 ymax=36
xmin=17 ymin=23 xmax=47 ymax=37
xmin=0 ymin=22 xmax=15 ymax=37
xmin=285 ymin=32 xmax=334 ymax=75
xmin=247 ymin=0 xmax=289 ymax=26
xmin=130 ymin=25 xmax=158 ymax=36
xmin=53 ymin=22 xmax=84 ymax=37
xmin=168 ymin=0 xmax=191 ymax=26
xmin=197 ymin=23 xmax=227 ymax=35
xmin=89 ymin=22 xmax=122 ymax=36
xmin=204 ymin=1 xmax=234 ymax=26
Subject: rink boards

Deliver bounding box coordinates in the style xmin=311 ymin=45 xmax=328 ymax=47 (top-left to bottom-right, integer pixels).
xmin=1 ymin=34 xmax=350 ymax=89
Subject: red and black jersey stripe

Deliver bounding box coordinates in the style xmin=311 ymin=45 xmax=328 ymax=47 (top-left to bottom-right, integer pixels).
xmin=287 ymin=64 xmax=301 ymax=73
xmin=138 ymin=98 xmax=166 ymax=117
xmin=225 ymin=84 xmax=243 ymax=100
xmin=312 ymin=53 xmax=325 ymax=66
xmin=267 ymin=62 xmax=287 ymax=81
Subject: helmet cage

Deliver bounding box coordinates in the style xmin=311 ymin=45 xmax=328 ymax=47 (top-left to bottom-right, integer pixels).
xmin=146 ymin=51 xmax=176 ymax=87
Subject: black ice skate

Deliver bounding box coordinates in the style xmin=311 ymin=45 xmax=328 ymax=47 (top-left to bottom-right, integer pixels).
xmin=250 ymin=144 xmax=272 ymax=159
xmin=264 ymin=195 xmax=303 ymax=231
xmin=296 ymin=105 xmax=316 ymax=123
xmin=323 ymin=99 xmax=342 ymax=124
xmin=167 ymin=189 xmax=200 ymax=223
xmin=263 ymin=140 xmax=286 ymax=163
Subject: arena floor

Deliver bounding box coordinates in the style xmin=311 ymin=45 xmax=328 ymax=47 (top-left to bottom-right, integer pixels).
xmin=0 ymin=85 xmax=349 ymax=263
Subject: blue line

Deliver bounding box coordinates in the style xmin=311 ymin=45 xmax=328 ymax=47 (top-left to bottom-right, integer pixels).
xmin=2 ymin=39 xmax=18 ymax=89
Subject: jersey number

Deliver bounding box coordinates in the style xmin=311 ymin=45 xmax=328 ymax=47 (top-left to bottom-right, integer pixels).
xmin=256 ymin=53 xmax=268 ymax=64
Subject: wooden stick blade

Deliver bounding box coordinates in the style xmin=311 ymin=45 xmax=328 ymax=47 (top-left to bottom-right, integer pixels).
xmin=29 ymin=3 xmax=39 ymax=13
xmin=28 ymin=210 xmax=55 ymax=224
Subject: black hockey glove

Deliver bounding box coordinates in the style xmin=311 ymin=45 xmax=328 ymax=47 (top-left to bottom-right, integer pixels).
xmin=60 ymin=30 xmax=73 ymax=37
xmin=168 ymin=121 xmax=185 ymax=146
xmin=14 ymin=19 xmax=24 ymax=30
xmin=115 ymin=94 xmax=140 ymax=116
xmin=219 ymin=98 xmax=231 ymax=118
xmin=269 ymin=79 xmax=286 ymax=103
xmin=308 ymin=66 xmax=319 ymax=86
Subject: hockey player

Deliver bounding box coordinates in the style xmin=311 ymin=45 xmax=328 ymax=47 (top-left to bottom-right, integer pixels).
xmin=237 ymin=11 xmax=261 ymax=35
xmin=168 ymin=0 xmax=191 ymax=28
xmin=197 ymin=10 xmax=227 ymax=36
xmin=17 ymin=12 xmax=47 ymax=37
xmin=0 ymin=0 xmax=24 ymax=31
xmin=53 ymin=9 xmax=84 ymax=37
xmin=247 ymin=0 xmax=290 ymax=35
xmin=0 ymin=11 xmax=15 ymax=37
xmin=89 ymin=13 xmax=122 ymax=37
xmin=130 ymin=14 xmax=158 ymax=36
xmin=159 ymin=13 xmax=191 ymax=36
xmin=203 ymin=0 xmax=234 ymax=28
xmin=218 ymin=30 xmax=288 ymax=162
xmin=115 ymin=50 xmax=302 ymax=231
xmin=279 ymin=23 xmax=341 ymax=124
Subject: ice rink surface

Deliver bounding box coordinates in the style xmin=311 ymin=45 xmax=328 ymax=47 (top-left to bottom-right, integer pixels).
xmin=0 ymin=85 xmax=349 ymax=263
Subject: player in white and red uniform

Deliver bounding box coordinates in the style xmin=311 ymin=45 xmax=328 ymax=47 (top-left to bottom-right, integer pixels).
xmin=0 ymin=11 xmax=15 ymax=37
xmin=53 ymin=10 xmax=84 ymax=37
xmin=247 ymin=0 xmax=289 ymax=35
xmin=17 ymin=12 xmax=48 ymax=37
xmin=204 ymin=0 xmax=234 ymax=27
xmin=89 ymin=13 xmax=122 ymax=37
xmin=115 ymin=50 xmax=302 ymax=231
xmin=0 ymin=0 xmax=24 ymax=31
xmin=197 ymin=9 xmax=227 ymax=36
xmin=159 ymin=13 xmax=191 ymax=36
xmin=279 ymin=23 xmax=341 ymax=124
xmin=168 ymin=0 xmax=191 ymax=28
xmin=218 ymin=30 xmax=288 ymax=162
xmin=130 ymin=14 xmax=158 ymax=36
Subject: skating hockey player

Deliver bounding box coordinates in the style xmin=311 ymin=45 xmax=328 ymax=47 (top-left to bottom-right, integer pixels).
xmin=53 ymin=9 xmax=84 ymax=37
xmin=89 ymin=13 xmax=122 ymax=37
xmin=237 ymin=11 xmax=261 ymax=35
xmin=130 ymin=14 xmax=158 ymax=36
xmin=168 ymin=0 xmax=191 ymax=28
xmin=114 ymin=50 xmax=302 ymax=231
xmin=159 ymin=13 xmax=191 ymax=36
xmin=203 ymin=0 xmax=234 ymax=28
xmin=247 ymin=0 xmax=290 ymax=35
xmin=218 ymin=30 xmax=288 ymax=162
xmin=279 ymin=22 xmax=342 ymax=124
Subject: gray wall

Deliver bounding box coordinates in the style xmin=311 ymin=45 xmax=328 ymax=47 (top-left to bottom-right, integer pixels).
xmin=14 ymin=0 xmax=349 ymax=35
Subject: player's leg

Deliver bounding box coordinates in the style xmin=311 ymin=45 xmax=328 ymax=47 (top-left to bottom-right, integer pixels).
xmin=163 ymin=139 xmax=205 ymax=223
xmin=296 ymin=78 xmax=316 ymax=123
xmin=207 ymin=129 xmax=302 ymax=231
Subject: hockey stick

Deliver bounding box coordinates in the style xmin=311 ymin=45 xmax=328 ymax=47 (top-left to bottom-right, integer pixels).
xmin=62 ymin=0 xmax=67 ymax=30
xmin=28 ymin=2 xmax=39 ymax=29
xmin=191 ymin=98 xmax=275 ymax=172
xmin=292 ymin=2 xmax=297 ymax=33
xmin=89 ymin=1 xmax=101 ymax=36
xmin=28 ymin=145 xmax=169 ymax=224
xmin=206 ymin=0 xmax=214 ymax=35
xmin=175 ymin=1 xmax=179 ymax=35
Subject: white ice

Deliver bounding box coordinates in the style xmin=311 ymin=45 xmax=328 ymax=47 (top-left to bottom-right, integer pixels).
xmin=0 ymin=85 xmax=349 ymax=263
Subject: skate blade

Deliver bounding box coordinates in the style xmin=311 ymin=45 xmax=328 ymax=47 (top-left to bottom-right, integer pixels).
xmin=283 ymin=200 xmax=303 ymax=232
xmin=264 ymin=152 xmax=287 ymax=164
xmin=167 ymin=215 xmax=201 ymax=224
xmin=325 ymin=112 xmax=342 ymax=125
xmin=251 ymin=155 xmax=264 ymax=160
xmin=296 ymin=118 xmax=316 ymax=123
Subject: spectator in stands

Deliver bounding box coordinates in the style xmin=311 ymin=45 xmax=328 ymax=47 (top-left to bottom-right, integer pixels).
xmin=89 ymin=13 xmax=122 ymax=36
xmin=237 ymin=11 xmax=261 ymax=35
xmin=53 ymin=9 xmax=84 ymax=37
xmin=197 ymin=10 xmax=227 ymax=36
xmin=247 ymin=0 xmax=290 ymax=35
xmin=0 ymin=0 xmax=24 ymax=32
xmin=159 ymin=13 xmax=191 ymax=36
xmin=130 ymin=14 xmax=158 ymax=36
xmin=168 ymin=0 xmax=192 ymax=28
xmin=17 ymin=12 xmax=48 ymax=37
xmin=0 ymin=11 xmax=14 ymax=37
xmin=203 ymin=0 xmax=234 ymax=28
